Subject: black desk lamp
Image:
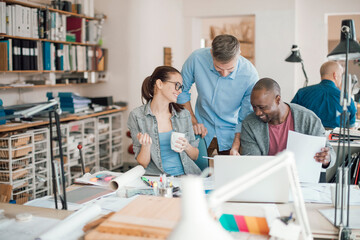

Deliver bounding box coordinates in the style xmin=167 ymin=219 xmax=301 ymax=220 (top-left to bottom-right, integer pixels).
xmin=327 ymin=19 xmax=360 ymax=240
xmin=285 ymin=45 xmax=309 ymax=87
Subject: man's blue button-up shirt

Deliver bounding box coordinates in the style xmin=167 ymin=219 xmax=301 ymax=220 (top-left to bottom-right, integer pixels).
xmin=291 ymin=79 xmax=357 ymax=129
xmin=177 ymin=48 xmax=259 ymax=151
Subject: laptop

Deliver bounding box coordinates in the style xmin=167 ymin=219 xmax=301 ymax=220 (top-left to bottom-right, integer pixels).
xmin=213 ymin=155 xmax=290 ymax=203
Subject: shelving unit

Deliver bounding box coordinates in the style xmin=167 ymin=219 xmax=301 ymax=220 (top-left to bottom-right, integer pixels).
xmin=0 ymin=108 xmax=126 ymax=203
xmin=0 ymin=132 xmax=35 ymax=204
xmin=0 ymin=0 xmax=106 ymax=82
xmin=0 ymin=81 xmax=105 ymax=90
xmin=32 ymin=128 xmax=50 ymax=199
xmin=98 ymin=112 xmax=124 ymax=170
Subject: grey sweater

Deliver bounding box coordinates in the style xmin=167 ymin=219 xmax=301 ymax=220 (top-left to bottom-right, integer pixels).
xmin=241 ymin=103 xmax=335 ymax=168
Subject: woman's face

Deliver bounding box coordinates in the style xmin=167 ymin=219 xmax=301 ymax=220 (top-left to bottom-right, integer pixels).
xmin=161 ymin=73 xmax=183 ymax=103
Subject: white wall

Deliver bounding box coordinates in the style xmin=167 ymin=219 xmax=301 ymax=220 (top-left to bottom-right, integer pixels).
xmin=182 ymin=0 xmax=360 ymax=101
xmin=295 ymin=0 xmax=360 ymax=89
xmin=92 ymin=0 xmax=184 ymax=163
xmin=182 ymin=0 xmax=297 ymax=102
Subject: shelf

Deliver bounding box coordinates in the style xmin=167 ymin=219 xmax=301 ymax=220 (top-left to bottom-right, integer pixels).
xmin=0 ymin=81 xmax=106 ymax=90
xmin=0 ymin=34 xmax=100 ymax=46
xmin=0 ymin=70 xmax=104 ymax=73
xmin=0 ymin=107 xmax=127 ymax=133
xmin=3 ymin=0 xmax=106 ymax=21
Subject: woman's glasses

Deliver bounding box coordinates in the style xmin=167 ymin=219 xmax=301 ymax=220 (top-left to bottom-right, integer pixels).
xmin=167 ymin=81 xmax=184 ymax=91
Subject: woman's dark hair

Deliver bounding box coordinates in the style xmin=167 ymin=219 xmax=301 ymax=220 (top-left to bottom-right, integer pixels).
xmin=141 ymin=66 xmax=184 ymax=113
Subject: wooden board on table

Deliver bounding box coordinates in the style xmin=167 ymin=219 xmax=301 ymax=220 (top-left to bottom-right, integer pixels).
xmin=85 ymin=195 xmax=181 ymax=240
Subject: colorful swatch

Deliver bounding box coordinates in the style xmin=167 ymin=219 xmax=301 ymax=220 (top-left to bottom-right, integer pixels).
xmin=219 ymin=214 xmax=270 ymax=235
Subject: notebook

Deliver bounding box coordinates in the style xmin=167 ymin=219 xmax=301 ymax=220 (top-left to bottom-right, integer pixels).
xmin=213 ymin=155 xmax=290 ymax=203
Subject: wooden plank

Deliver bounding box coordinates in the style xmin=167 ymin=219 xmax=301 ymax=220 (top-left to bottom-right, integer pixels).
xmin=85 ymin=196 xmax=181 ymax=239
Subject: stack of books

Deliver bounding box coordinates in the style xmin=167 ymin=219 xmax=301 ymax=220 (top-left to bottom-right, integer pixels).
xmin=59 ymin=92 xmax=91 ymax=113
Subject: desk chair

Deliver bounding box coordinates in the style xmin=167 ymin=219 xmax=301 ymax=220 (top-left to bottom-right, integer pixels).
xmin=195 ymin=135 xmax=208 ymax=171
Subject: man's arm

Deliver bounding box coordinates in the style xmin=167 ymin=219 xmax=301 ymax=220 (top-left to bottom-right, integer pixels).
xmin=230 ymin=132 xmax=241 ymax=155
xmin=183 ymin=101 xmax=208 ymax=138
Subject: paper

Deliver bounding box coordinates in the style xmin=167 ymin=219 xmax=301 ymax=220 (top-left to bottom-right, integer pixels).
xmin=110 ymin=165 xmax=145 ymax=190
xmin=319 ymin=208 xmax=360 ymax=229
xmin=0 ymin=216 xmax=59 ymax=240
xmin=286 ymin=131 xmax=325 ymax=183
xmin=288 ymin=183 xmax=360 ymax=205
xmin=37 ymin=204 xmax=101 ymax=240
xmin=74 ymin=165 xmax=145 ymax=190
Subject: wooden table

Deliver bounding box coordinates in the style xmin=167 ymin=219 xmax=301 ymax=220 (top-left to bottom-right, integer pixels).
xmin=0 ymin=202 xmax=73 ymax=220
xmin=1 ymin=199 xmax=359 ymax=239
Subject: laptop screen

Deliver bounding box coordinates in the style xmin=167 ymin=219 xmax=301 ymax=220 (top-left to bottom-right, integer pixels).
xmin=213 ymin=155 xmax=290 ymax=203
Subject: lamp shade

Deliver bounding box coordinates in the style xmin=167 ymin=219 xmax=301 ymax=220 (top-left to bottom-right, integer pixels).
xmin=285 ymin=45 xmax=303 ymax=62
xmin=328 ymin=19 xmax=360 ymax=60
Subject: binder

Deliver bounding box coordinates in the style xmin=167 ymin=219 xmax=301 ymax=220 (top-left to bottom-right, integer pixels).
xmin=12 ymin=39 xmax=21 ymax=70
xmin=6 ymin=5 xmax=12 ymax=35
xmin=55 ymin=43 xmax=64 ymax=70
xmin=42 ymin=41 xmax=51 ymax=70
xmin=0 ymin=2 xmax=6 ymax=34
xmin=0 ymin=42 xmax=7 ymax=71
xmin=37 ymin=41 xmax=43 ymax=70
xmin=31 ymin=40 xmax=38 ymax=70
xmin=0 ymin=39 xmax=12 ymax=70
xmin=21 ymin=40 xmax=31 ymax=70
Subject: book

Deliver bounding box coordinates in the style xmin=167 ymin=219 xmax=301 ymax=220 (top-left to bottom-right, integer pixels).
xmin=95 ymin=47 xmax=106 ymax=71
xmin=66 ymin=16 xmax=83 ymax=43
xmin=0 ymin=39 xmax=12 ymax=71
xmin=0 ymin=42 xmax=7 ymax=71
xmin=42 ymin=41 xmax=51 ymax=70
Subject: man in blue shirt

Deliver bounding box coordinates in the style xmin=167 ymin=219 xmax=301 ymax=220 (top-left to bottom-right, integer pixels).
xmin=291 ymin=61 xmax=357 ymax=129
xmin=177 ymin=34 xmax=259 ymax=156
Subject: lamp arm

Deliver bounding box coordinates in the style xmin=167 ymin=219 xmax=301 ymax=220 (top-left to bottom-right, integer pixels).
xmin=207 ymin=151 xmax=313 ymax=240
xmin=301 ymin=61 xmax=309 ymax=87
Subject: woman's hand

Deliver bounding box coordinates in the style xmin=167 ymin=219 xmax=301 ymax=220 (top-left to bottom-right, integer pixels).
xmin=137 ymin=133 xmax=152 ymax=146
xmin=174 ymin=137 xmax=189 ymax=153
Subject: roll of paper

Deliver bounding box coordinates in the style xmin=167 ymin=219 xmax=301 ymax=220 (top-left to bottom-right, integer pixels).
xmin=37 ymin=204 xmax=101 ymax=240
xmin=110 ymin=165 xmax=145 ymax=190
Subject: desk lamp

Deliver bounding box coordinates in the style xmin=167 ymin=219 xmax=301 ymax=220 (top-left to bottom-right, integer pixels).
xmin=285 ymin=45 xmax=309 ymax=87
xmin=327 ymin=19 xmax=360 ymax=240
xmin=168 ymin=151 xmax=312 ymax=240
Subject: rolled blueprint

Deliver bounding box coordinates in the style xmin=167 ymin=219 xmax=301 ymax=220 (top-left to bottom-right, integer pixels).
xmin=110 ymin=165 xmax=145 ymax=190
xmin=37 ymin=204 xmax=101 ymax=240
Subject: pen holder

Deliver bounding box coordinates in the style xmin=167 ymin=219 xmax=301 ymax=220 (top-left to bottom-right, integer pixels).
xmin=156 ymin=186 xmax=173 ymax=198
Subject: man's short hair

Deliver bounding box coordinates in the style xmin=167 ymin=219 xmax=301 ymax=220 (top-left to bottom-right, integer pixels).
xmin=211 ymin=34 xmax=240 ymax=63
xmin=253 ymin=78 xmax=281 ymax=96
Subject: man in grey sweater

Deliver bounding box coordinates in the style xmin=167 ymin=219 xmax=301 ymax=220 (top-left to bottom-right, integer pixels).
xmin=241 ymin=78 xmax=335 ymax=169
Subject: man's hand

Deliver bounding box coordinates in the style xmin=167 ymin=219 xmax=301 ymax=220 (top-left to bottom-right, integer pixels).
xmin=230 ymin=148 xmax=240 ymax=155
xmin=137 ymin=133 xmax=152 ymax=146
xmin=314 ymin=147 xmax=331 ymax=168
xmin=193 ymin=123 xmax=208 ymax=138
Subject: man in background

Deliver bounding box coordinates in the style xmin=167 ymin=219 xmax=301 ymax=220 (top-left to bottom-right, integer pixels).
xmin=291 ymin=61 xmax=357 ymax=129
xmin=241 ymin=78 xmax=335 ymax=170
xmin=177 ymin=34 xmax=258 ymax=156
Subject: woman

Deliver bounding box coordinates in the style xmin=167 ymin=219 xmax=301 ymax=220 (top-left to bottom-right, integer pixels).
xmin=127 ymin=66 xmax=201 ymax=176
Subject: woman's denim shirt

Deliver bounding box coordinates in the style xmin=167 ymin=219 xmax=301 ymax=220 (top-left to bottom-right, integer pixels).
xmin=127 ymin=101 xmax=201 ymax=175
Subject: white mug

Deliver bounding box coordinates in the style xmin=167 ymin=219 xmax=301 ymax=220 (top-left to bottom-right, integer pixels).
xmin=171 ymin=132 xmax=185 ymax=152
